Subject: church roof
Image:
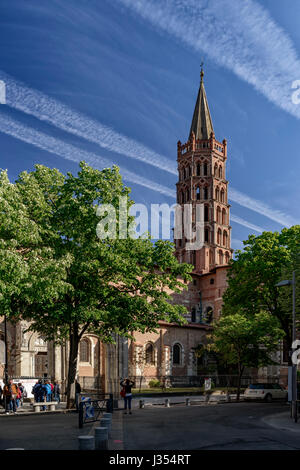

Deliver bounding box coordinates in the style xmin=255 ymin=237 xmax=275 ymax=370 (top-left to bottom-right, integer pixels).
xmin=189 ymin=68 xmax=214 ymax=140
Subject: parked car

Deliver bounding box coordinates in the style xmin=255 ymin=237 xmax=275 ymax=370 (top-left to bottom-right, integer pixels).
xmin=244 ymin=383 xmax=287 ymax=402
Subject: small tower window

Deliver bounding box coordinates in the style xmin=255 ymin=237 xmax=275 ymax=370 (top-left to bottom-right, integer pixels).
xmin=204 ymin=187 xmax=208 ymax=199
xmin=204 ymin=162 xmax=208 ymax=176
xmin=204 ymin=205 xmax=209 ymax=222
xmin=196 ymin=187 xmax=200 ymax=200
xmin=197 ymin=164 xmax=200 ymax=176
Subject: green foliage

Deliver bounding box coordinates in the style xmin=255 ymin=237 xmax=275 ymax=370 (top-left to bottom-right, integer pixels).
xmin=223 ymin=228 xmax=300 ymax=353
xmin=207 ymin=312 xmax=284 ymax=372
xmin=148 ymin=379 xmax=160 ymax=388
xmin=0 ymin=161 xmax=192 ymax=403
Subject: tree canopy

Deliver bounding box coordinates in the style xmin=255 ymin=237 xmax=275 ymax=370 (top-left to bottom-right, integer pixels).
xmin=1 ymin=162 xmax=192 ymax=405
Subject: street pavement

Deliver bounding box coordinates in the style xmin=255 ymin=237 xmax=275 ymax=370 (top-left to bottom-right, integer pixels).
xmin=122 ymin=401 xmax=300 ymax=450
xmin=1 ymin=400 xmax=300 ymax=450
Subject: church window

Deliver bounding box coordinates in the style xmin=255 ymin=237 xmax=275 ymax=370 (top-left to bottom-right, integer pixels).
xmin=223 ymin=230 xmax=228 ymax=247
xmin=204 ymin=187 xmax=208 ymax=199
xmin=219 ymin=166 xmax=222 ymax=178
xmin=221 ymin=189 xmax=225 ymax=203
xmin=214 ymin=163 xmax=218 ymax=176
xmin=196 ymin=187 xmax=200 ymax=200
xmin=186 ymin=189 xmax=190 ymax=201
xmin=197 ymin=164 xmax=200 ymax=176
xmin=205 ymin=307 xmax=213 ymax=324
xmin=204 ymin=205 xmax=209 ymax=222
xmin=217 ymin=206 xmax=221 ymax=224
xmin=205 ymin=228 xmax=209 ymax=242
xmin=191 ymin=308 xmax=196 ymax=323
xmin=217 ymin=228 xmax=222 ymax=245
xmin=204 ymin=162 xmax=208 ymax=176
xmin=225 ymin=251 xmax=230 ymax=264
xmin=173 ymin=343 xmax=182 ymax=365
xmin=145 ymin=343 xmax=155 ymax=364
xmin=215 ymin=188 xmax=220 ymax=201
xmin=80 ymin=338 xmax=90 ymax=363
xmin=222 ymin=208 xmax=226 ymax=224
xmin=219 ymin=250 xmax=223 ymax=264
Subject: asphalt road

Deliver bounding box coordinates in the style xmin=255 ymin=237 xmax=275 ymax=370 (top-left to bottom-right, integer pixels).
xmin=0 ymin=402 xmax=299 ymax=451
xmin=122 ymin=402 xmax=300 ymax=450
xmin=0 ymin=412 xmax=92 ymax=450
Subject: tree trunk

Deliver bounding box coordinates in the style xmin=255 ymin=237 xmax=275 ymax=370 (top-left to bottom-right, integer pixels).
xmin=66 ymin=326 xmax=79 ymax=409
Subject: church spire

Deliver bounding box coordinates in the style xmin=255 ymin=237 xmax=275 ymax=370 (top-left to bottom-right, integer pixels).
xmin=189 ymin=67 xmax=214 ymax=140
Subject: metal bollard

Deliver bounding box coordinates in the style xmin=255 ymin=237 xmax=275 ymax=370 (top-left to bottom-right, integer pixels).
xmin=100 ymin=418 xmax=111 ymax=435
xmin=78 ymin=435 xmax=95 ymax=450
xmin=139 ymin=399 xmax=145 ymax=409
xmin=103 ymin=412 xmax=112 ymax=421
xmin=165 ymin=398 xmax=170 ymax=408
xmin=95 ymin=427 xmax=108 ymax=450
xmin=185 ymin=398 xmax=191 ymax=406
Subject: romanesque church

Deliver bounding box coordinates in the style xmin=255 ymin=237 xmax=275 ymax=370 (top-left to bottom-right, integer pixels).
xmin=0 ymin=70 xmax=284 ymax=396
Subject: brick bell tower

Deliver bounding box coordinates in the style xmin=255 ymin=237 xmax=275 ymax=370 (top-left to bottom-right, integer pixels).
xmin=175 ymin=68 xmax=233 ymax=274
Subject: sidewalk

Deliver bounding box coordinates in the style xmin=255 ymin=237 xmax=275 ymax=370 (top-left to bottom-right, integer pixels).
xmin=0 ymin=401 xmax=72 ymax=416
xmin=263 ymin=410 xmax=300 ymax=434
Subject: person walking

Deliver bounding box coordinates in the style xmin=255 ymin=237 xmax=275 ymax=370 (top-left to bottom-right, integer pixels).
xmin=3 ymin=380 xmax=18 ymax=414
xmin=53 ymin=381 xmax=61 ymax=403
xmin=75 ymin=380 xmax=81 ymax=411
xmin=120 ymin=378 xmax=135 ymax=415
xmin=35 ymin=380 xmax=47 ymax=411
xmin=45 ymin=381 xmax=52 ymax=403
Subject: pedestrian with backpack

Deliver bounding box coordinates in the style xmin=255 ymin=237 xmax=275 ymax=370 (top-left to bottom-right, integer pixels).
xmin=120 ymin=378 xmax=135 ymax=415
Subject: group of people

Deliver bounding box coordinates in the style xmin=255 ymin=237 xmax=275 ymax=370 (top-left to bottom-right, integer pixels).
xmin=32 ymin=380 xmax=61 ymax=410
xmin=0 ymin=380 xmax=27 ymax=414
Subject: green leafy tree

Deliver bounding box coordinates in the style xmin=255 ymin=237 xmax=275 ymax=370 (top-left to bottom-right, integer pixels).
xmin=207 ymin=312 xmax=284 ymax=400
xmin=0 ymin=170 xmax=70 ymax=383
xmin=223 ymin=228 xmax=300 ymax=364
xmin=7 ymin=162 xmax=192 ymax=407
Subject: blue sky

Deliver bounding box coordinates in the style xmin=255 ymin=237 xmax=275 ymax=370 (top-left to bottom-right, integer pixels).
xmin=0 ymin=0 xmax=299 ymax=250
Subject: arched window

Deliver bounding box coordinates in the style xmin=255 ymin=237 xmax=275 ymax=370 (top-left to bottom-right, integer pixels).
xmin=173 ymin=343 xmax=182 ymax=365
xmin=225 ymin=251 xmax=230 ymax=264
xmin=191 ymin=307 xmax=196 ymax=323
xmin=223 ymin=230 xmax=228 ymax=247
xmin=219 ymin=250 xmax=223 ymax=264
xmin=197 ymin=163 xmax=201 ymax=176
xmin=215 ymin=188 xmax=220 ymax=201
xmin=196 ymin=187 xmax=200 ymax=200
xmin=186 ymin=189 xmax=190 ymax=201
xmin=214 ymin=163 xmax=218 ymax=176
xmin=221 ymin=189 xmax=225 ymax=203
xmin=217 ymin=228 xmax=222 ymax=245
xmin=205 ymin=228 xmax=209 ymax=243
xmin=219 ymin=166 xmax=222 ymax=178
xmin=80 ymin=338 xmax=90 ymax=363
xmin=145 ymin=343 xmax=154 ymax=364
xmin=209 ymin=250 xmax=214 ymax=265
xmin=204 ymin=205 xmax=209 ymax=222
xmin=222 ymin=208 xmax=226 ymax=225
xmin=217 ymin=206 xmax=221 ymax=224
xmin=204 ymin=162 xmax=208 ymax=176
xmin=203 ymin=187 xmax=208 ymax=199
xmin=205 ymin=307 xmax=213 ymax=324
xmin=184 ymin=167 xmax=187 ymax=179
xmin=223 ymin=230 xmax=228 ymax=248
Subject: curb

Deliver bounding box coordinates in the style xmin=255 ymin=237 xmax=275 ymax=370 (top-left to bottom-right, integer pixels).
xmin=0 ymin=409 xmax=77 ymax=417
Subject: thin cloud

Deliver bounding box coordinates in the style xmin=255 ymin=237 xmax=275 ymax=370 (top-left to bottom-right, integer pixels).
xmin=0 ymin=112 xmax=174 ymax=198
xmin=230 ymin=214 xmax=266 ymax=234
xmin=1 ymin=70 xmax=295 ymax=227
xmin=229 ymin=188 xmax=297 ymax=227
xmin=118 ymin=0 xmax=300 ymax=119
xmin=0 ymin=71 xmax=176 ymax=175
xmin=0 ymin=112 xmax=267 ymax=233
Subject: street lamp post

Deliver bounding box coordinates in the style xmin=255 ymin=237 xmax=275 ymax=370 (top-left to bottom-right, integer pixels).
xmin=276 ymin=272 xmax=297 ymax=422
